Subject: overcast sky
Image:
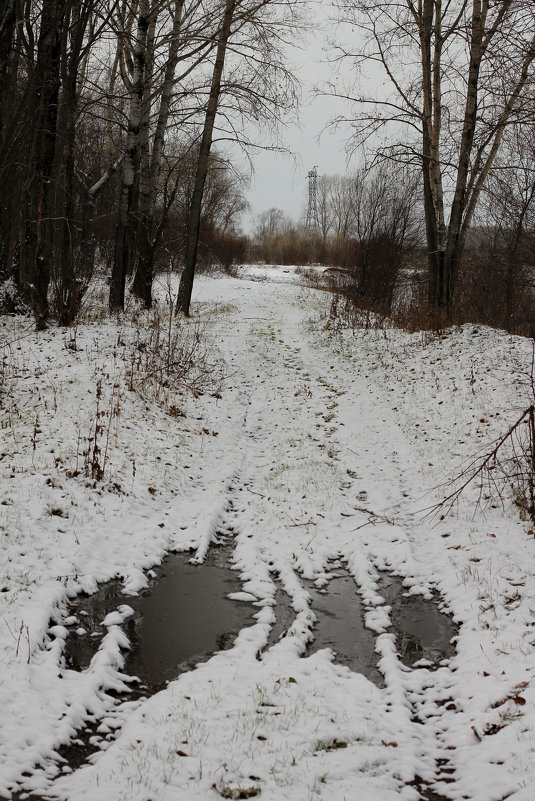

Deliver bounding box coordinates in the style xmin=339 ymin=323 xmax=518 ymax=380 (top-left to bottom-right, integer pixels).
xmin=238 ymin=3 xmax=356 ymax=233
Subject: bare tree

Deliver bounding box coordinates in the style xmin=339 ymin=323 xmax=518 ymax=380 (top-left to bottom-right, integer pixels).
xmin=0 ymin=0 xmax=24 ymax=282
xmin=252 ymin=207 xmax=293 ymax=262
xmin=110 ymin=0 xmax=218 ymax=310
xmin=316 ymin=176 xmax=335 ymax=249
xmin=1 ymin=0 xmax=301 ymax=324
xmin=176 ymin=0 xmax=303 ymax=316
xmin=1 ymin=0 xmax=125 ymax=324
xmin=109 ymin=0 xmax=153 ymax=311
xmin=458 ymin=125 xmax=535 ymax=332
xmin=51 ymin=0 xmax=119 ymax=325
xmin=331 ymin=0 xmax=535 ymax=314
xmin=131 ymin=0 xmax=217 ymax=307
xmin=0 ymin=0 xmax=20 ymax=136
xmin=176 ymin=0 xmax=238 ymax=316
xmin=343 ymin=165 xmax=420 ymax=312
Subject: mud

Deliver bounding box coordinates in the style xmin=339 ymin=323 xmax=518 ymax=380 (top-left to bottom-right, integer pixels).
xmin=29 ymin=555 xmax=457 ymax=794
xmin=268 ymin=567 xmax=456 ymax=687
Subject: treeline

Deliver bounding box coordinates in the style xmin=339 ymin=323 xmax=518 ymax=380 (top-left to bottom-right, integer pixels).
xmin=0 ymin=0 xmax=300 ymax=327
xmin=250 ymin=156 xmax=535 ymax=335
xmin=249 ymin=167 xmax=420 ymax=316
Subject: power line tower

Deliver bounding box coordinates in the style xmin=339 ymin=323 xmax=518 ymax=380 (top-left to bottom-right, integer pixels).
xmin=305 ymin=166 xmax=319 ymax=230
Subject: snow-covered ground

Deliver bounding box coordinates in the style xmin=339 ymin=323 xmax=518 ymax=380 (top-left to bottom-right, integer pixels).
xmin=1 ymin=267 xmax=535 ymax=801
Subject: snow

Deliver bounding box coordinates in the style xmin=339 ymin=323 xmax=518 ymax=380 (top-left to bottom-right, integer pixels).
xmin=1 ymin=267 xmax=535 ymax=800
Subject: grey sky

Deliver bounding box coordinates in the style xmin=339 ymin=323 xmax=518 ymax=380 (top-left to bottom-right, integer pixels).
xmin=239 ymin=2 xmax=356 ymax=233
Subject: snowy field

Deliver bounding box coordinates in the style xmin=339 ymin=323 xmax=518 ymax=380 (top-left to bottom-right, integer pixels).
xmin=1 ymin=266 xmax=535 ymax=800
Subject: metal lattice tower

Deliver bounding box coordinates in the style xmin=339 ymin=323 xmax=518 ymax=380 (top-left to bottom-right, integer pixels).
xmin=305 ymin=166 xmax=319 ymax=229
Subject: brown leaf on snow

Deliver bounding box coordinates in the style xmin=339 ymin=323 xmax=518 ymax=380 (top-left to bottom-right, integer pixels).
xmin=512 ymin=695 xmax=526 ymax=706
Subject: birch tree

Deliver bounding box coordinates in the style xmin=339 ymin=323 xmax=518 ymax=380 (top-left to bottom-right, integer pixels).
xmin=332 ymin=0 xmax=535 ymax=313
xmin=109 ymin=0 xmax=152 ymax=310
xmin=109 ymin=0 xmax=218 ymax=310
xmin=131 ymin=0 xmax=216 ymax=306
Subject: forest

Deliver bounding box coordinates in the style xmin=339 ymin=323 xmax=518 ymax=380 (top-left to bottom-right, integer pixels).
xmin=1 ymin=1 xmax=535 ymax=334
xmin=0 ymin=0 xmax=299 ymax=326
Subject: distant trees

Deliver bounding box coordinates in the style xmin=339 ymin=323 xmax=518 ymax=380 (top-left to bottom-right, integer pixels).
xmin=5 ymin=1 xmax=534 ymax=332
xmin=341 ymin=167 xmax=420 ymax=313
xmin=332 ymin=0 xmax=535 ymax=316
xmin=252 ymin=208 xmax=294 ymax=262
xmin=251 ymin=166 xmax=421 ymax=314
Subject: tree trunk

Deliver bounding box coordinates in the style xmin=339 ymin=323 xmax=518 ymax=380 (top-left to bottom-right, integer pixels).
xmin=131 ymin=7 xmax=159 ymax=306
xmin=176 ymin=0 xmax=236 ymax=317
xmin=20 ymin=0 xmax=67 ymax=329
xmin=132 ymin=0 xmax=186 ymax=307
xmin=442 ymin=0 xmax=486 ymax=310
xmin=0 ymin=0 xmax=22 ymax=282
xmin=52 ymin=1 xmax=81 ymax=323
xmin=0 ymin=0 xmax=18 ymax=136
xmin=418 ymin=0 xmax=448 ymax=310
xmin=110 ymin=0 xmax=149 ymax=311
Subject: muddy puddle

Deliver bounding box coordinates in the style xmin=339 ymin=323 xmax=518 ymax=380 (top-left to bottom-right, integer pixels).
xmin=268 ymin=567 xmax=456 ymax=687
xmin=37 ymin=544 xmax=259 ymax=776
xmin=16 ymin=556 xmax=458 ymax=799
xmin=63 ymin=544 xmax=257 ymax=694
xmin=379 ymin=574 xmax=457 ymax=668
xmin=59 ymin=556 xmax=456 ymax=707
xmin=305 ymin=573 xmax=386 ymax=686
xmin=267 ymin=578 xmax=384 ymax=686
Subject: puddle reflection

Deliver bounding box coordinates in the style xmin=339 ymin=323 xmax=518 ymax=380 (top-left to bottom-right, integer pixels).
xmin=305 ymin=573 xmax=385 ymax=687
xmin=379 ymin=574 xmax=457 ymax=668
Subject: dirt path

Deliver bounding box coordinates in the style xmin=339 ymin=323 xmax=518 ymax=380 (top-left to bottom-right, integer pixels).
xmin=5 ymin=274 xmax=533 ymax=801
xmin=202 ymin=280 xmax=462 ymax=800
